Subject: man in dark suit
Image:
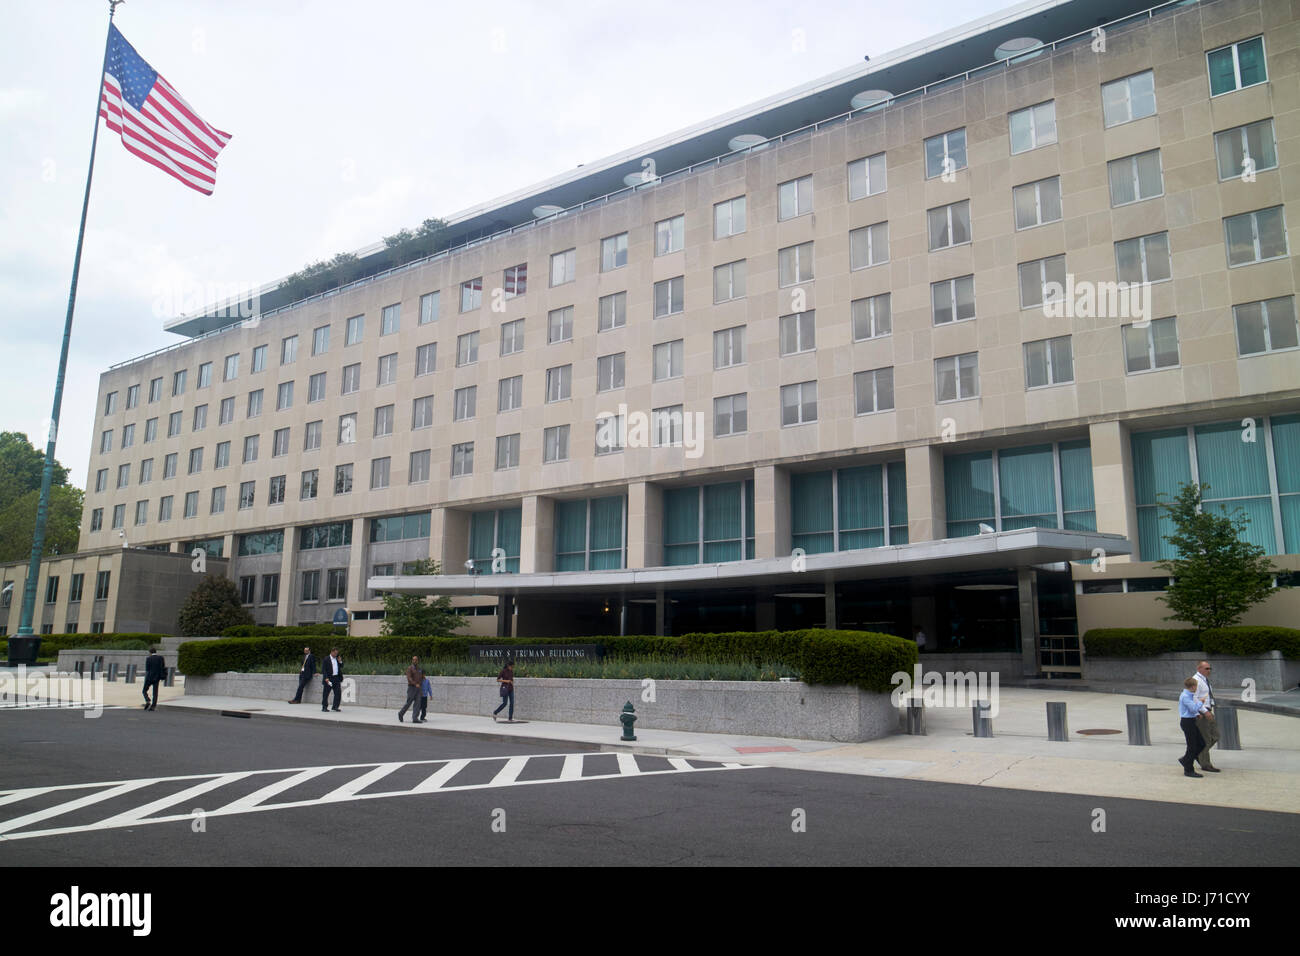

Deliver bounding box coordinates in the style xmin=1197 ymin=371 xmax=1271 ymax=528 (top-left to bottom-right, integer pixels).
xmin=289 ymin=646 xmax=316 ymax=703
xmin=142 ymin=648 xmax=166 ymax=711
xmin=321 ymin=648 xmax=343 ymax=712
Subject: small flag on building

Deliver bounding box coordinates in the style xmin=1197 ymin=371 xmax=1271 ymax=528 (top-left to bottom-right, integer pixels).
xmin=98 ymin=24 xmax=231 ymax=195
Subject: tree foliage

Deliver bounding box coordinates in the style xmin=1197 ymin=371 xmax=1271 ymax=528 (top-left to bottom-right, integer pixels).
xmin=0 ymin=485 xmax=83 ymax=562
xmin=176 ymin=575 xmax=255 ymax=636
xmin=280 ymin=218 xmax=451 ymax=303
xmin=379 ymin=559 xmax=467 ymax=637
xmin=0 ymin=431 xmax=69 ymax=513
xmin=1155 ymin=482 xmax=1278 ymax=631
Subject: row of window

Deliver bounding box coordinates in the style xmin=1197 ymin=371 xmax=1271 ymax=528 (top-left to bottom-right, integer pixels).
xmin=0 ymin=570 xmax=112 ymax=607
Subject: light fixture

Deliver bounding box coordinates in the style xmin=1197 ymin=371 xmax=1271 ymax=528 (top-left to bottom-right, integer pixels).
xmin=978 ymin=523 xmax=995 ymax=534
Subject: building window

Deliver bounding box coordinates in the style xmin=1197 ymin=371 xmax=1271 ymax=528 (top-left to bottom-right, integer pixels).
xmin=44 ymin=576 xmax=59 ymax=604
xmin=596 ymin=353 xmax=625 ymax=392
xmin=301 ymin=570 xmax=320 ymax=603
xmin=655 ymin=214 xmax=685 ymax=255
xmin=1013 ymin=176 xmax=1062 ymax=229
xmin=281 ymin=335 xmax=298 ymax=365
xmin=338 ymin=413 xmax=357 ymax=444
xmin=503 ymin=263 xmax=527 ymax=298
xmin=167 ymin=411 xmax=183 ymax=437
xmin=69 ymin=573 xmax=84 ymax=603
xmin=301 ymin=469 xmax=318 ymax=500
xmin=456 ymin=331 xmax=479 ymax=366
xmin=370 ymin=457 xmax=390 ymax=490
xmin=713 ymin=326 xmax=745 ymax=368
xmin=780 ymin=381 xmax=817 ymax=426
xmin=414 ymin=343 xmax=437 ymax=377
xmin=139 ymin=459 xmax=153 ymax=484
xmin=598 ymin=292 xmax=626 ymax=331
xmin=308 ymin=372 xmax=326 ymax=404
xmin=779 ymin=312 xmax=815 ymax=355
xmin=223 ymin=353 xmax=239 ymax=381
xmin=1215 ymin=119 xmax=1277 ymax=181
xmin=242 ymin=435 xmax=259 ymax=463
xmin=777 ymin=242 xmax=813 ymax=287
xmin=247 ymin=390 xmax=263 ymax=418
xmin=935 ymin=352 xmax=979 ymax=402
xmin=210 ymin=486 xmax=226 ymax=515
xmin=188 ymin=447 xmax=203 ymax=474
xmin=277 ymin=381 xmax=294 ymax=410
xmin=550 ymin=249 xmax=576 ymax=286
xmin=373 ymin=405 xmax=394 ymax=438
xmin=121 ymin=423 xmax=135 ymax=448
xmin=342 ymin=363 xmax=360 ymax=395
xmin=601 ymin=233 xmax=628 ymax=271
xmin=461 ymin=277 xmax=483 ymax=312
xmin=495 ymin=318 xmax=523 ymax=356
xmin=197 ymin=363 xmax=212 ymax=389
xmin=420 ymin=291 xmax=440 ymax=324
xmin=849 ymin=222 xmax=889 ymax=269
xmin=214 ymin=441 xmax=230 ymax=468
xmin=326 ymin=569 xmax=347 ymax=602
xmin=191 ymin=406 xmax=206 ymax=432
xmin=163 ymin=453 xmax=177 ymax=479
xmin=847 ymin=152 xmax=886 ymax=200
xmin=260 ymin=574 xmax=279 ymax=605
xmin=1224 ymin=206 xmax=1288 ymax=266
xmin=1018 ymin=255 xmax=1067 ymax=310
xmin=239 ymin=576 xmax=256 ymax=605
xmin=380 ymin=303 xmax=400 ymax=336
xmin=932 ymin=275 xmax=975 ymax=325
xmin=1009 ymin=100 xmax=1056 ymax=153
xmin=946 ymin=441 xmax=1094 ymax=538
xmin=1115 ymin=232 xmax=1171 ymax=284
xmin=652 ymin=405 xmax=684 ymax=447
xmin=171 ymin=370 xmax=185 ymax=396
xmin=451 ymin=442 xmax=474 ymax=477
xmin=303 ymin=423 xmax=321 ymax=452
xmin=495 ymin=434 xmax=520 ymax=470
xmin=334 ymin=463 xmax=353 ymax=495
xmin=370 ymin=512 xmax=432 ymax=543
xmin=377 ymin=353 xmax=397 ymax=386
xmin=95 ymin=570 xmax=111 ymax=601
xmin=311 ymin=325 xmax=330 ymax=356
xmin=150 ymin=376 xmax=165 ymax=401
xmin=91 ymin=508 xmax=103 ymax=531
xmin=1108 ymin=150 xmax=1163 ymax=206
xmin=713 ymin=393 xmax=747 ymax=436
xmin=851 ymin=294 xmax=891 ymax=341
xmin=854 ymin=367 xmax=895 ymax=414
xmin=713 ymin=260 xmax=746 ymax=303
xmin=412 ymin=395 xmax=434 ymax=429
xmin=95 ymin=468 xmax=107 ymax=492
xmin=273 ymin=427 xmax=290 ymax=457
xmin=99 ymin=430 xmax=112 ymax=454
xmin=268 ymin=475 xmax=286 ymax=505
xmin=158 ymin=496 xmax=173 ymax=521
xmin=714 ymin=196 xmax=746 ymax=238
xmin=777 ymin=175 xmax=813 ymax=220
xmin=653 ymin=276 xmax=684 ymax=317
xmin=251 ymin=345 xmax=266 ymax=373
xmin=547 ymin=306 xmax=574 ymax=344
xmin=1207 ymin=36 xmax=1266 ymax=97
xmin=409 ymin=449 xmax=430 ymax=483
xmin=117 ymin=463 xmax=130 ymax=488
xmin=125 ymin=384 xmax=139 ymax=409
xmin=218 ymin=398 xmax=234 ymax=425
xmin=1122 ymin=316 xmax=1180 ymax=374
xmin=183 ymin=491 xmax=199 ymax=519
xmin=345 ymin=314 xmax=363 ymax=345
xmin=545 ymin=365 xmax=572 ymax=402
xmin=1102 ymin=70 xmax=1156 ymax=126
xmin=134 ymin=500 xmax=148 ymax=525
xmin=595 ymin=414 xmax=625 ymax=455
xmin=1234 ymin=297 xmax=1298 ymax=356
xmin=928 ymin=200 xmax=971 ymax=250
xmin=543 ymin=425 xmax=570 ymax=463
xmin=104 ymin=391 xmax=118 ymax=415
xmin=924 ymin=128 xmax=966 ymax=179
xmin=652 ymin=340 xmax=683 ymax=381
xmin=453 ymin=386 xmax=476 ymax=421
xmin=145 ymin=417 xmax=158 ymax=442
xmin=1024 ymin=336 xmax=1074 ymax=388
xmin=555 ymin=496 xmax=625 ymax=570
xmin=497 ymin=376 xmax=523 ymax=412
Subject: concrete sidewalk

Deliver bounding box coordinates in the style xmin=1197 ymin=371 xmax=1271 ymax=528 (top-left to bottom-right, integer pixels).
xmin=156 ymin=686 xmax=1300 ymax=816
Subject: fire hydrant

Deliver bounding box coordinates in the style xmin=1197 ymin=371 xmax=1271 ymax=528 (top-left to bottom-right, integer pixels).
xmin=619 ymin=701 xmax=637 ymax=741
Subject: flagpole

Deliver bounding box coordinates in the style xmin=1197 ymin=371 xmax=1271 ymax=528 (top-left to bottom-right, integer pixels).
xmin=15 ymin=0 xmax=123 ymax=644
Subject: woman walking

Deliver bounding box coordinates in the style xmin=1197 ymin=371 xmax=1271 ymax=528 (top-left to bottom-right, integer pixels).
xmin=492 ymin=658 xmax=515 ymax=722
xmin=1179 ymin=677 xmax=1208 ymax=778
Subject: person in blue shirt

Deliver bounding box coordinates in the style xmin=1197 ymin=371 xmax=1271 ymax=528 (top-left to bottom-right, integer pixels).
xmin=1178 ymin=677 xmax=1209 ymax=778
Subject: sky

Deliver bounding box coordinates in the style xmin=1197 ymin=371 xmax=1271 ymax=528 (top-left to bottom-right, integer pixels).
xmin=1 ymin=0 xmax=1014 ymax=489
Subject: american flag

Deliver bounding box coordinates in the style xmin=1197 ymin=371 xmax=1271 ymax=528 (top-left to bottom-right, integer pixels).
xmin=98 ymin=25 xmax=231 ymax=195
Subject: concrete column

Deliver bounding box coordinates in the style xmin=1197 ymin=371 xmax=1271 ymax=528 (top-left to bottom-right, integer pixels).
xmin=346 ymin=517 xmax=366 ymax=608
xmin=275 ymin=537 xmax=295 ymax=626
xmin=904 ymin=444 xmax=947 ymax=542
xmin=496 ymin=595 xmax=514 ymax=637
xmin=435 ymin=509 xmax=470 ymax=573
xmin=221 ymin=533 xmax=236 ymax=573
xmin=1088 ymin=420 xmax=1136 ymax=562
xmin=521 ymin=495 xmax=553 ymax=574
xmin=1017 ymin=567 xmax=1040 ymax=677
xmin=655 ymin=587 xmax=666 ymax=636
xmin=627 ymin=482 xmax=663 ymax=569
xmin=752 ymin=466 xmax=777 ymax=559
xmin=824 ymin=581 xmax=838 ymax=630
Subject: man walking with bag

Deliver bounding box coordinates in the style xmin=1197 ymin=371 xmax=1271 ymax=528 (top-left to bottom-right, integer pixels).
xmin=398 ymin=655 xmax=424 ymax=723
xmin=1192 ymin=660 xmax=1221 ymax=772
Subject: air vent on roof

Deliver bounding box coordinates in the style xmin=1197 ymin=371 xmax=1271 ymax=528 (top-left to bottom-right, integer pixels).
xmin=850 ymin=90 xmax=893 ymax=111
xmin=994 ymin=37 xmax=1044 ymax=62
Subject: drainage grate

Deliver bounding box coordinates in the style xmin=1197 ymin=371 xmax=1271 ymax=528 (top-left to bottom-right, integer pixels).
xmin=1076 ymin=728 xmax=1123 ymax=735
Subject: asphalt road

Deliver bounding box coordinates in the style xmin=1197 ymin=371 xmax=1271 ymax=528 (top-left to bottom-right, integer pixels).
xmin=2 ymin=705 xmax=1297 ymax=868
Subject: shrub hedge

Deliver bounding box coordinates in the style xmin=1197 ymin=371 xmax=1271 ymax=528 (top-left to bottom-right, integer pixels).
xmin=178 ymin=629 xmax=916 ymax=691
xmin=222 ymin=624 xmax=346 ymax=637
xmin=1083 ymin=626 xmax=1299 ymax=659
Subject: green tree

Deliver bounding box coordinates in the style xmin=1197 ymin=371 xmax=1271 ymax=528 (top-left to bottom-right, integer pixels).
xmin=1155 ymin=482 xmax=1278 ymax=631
xmin=0 ymin=485 xmax=83 ymax=562
xmin=176 ymin=575 xmax=255 ymax=636
xmin=0 ymin=431 xmax=69 ymax=513
xmin=379 ymin=559 xmax=467 ymax=636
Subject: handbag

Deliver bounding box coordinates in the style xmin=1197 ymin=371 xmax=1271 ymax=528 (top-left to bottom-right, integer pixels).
xmin=499 ymin=682 xmax=510 ymax=698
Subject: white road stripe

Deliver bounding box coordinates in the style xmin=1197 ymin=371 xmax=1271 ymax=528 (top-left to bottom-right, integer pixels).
xmin=319 ymin=763 xmax=402 ymax=802
xmin=666 ymin=757 xmax=694 ymax=771
xmin=217 ymin=768 xmax=330 ymax=813
xmin=615 ymin=752 xmax=641 ymax=776
xmin=0 ymin=788 xmax=55 ymax=808
xmin=410 ymin=759 xmax=471 ymax=793
xmin=559 ymin=754 xmax=585 ymax=781
xmin=94 ymin=773 xmax=254 ymax=829
xmin=0 ymin=780 xmax=154 ymax=836
xmin=488 ymin=756 xmax=529 ymax=787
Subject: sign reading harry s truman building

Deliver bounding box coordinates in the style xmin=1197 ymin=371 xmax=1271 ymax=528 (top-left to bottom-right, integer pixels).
xmin=469 ymin=644 xmax=605 ymax=661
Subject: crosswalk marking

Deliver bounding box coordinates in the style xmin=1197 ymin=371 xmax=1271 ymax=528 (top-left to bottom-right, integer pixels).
xmin=0 ymin=752 xmax=755 ymax=842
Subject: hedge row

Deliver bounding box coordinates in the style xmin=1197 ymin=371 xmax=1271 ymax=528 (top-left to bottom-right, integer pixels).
xmin=1 ymin=633 xmax=168 ymax=655
xmin=222 ymin=624 xmax=346 ymax=637
xmin=177 ymin=629 xmax=916 ymax=692
xmin=1083 ymin=626 xmax=1300 ymax=660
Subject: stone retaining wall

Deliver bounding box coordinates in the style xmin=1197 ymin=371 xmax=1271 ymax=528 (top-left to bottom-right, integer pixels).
xmin=1083 ymin=650 xmax=1299 ymax=693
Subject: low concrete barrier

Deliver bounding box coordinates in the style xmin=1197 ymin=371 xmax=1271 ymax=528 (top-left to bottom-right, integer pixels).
xmin=56 ymin=650 xmax=179 ymax=673
xmin=1084 ymin=651 xmax=1299 ymax=694
xmin=184 ymin=673 xmax=898 ymax=742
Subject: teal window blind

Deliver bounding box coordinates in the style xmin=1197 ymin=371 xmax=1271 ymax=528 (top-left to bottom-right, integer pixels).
xmin=469 ymin=508 xmax=521 ymax=572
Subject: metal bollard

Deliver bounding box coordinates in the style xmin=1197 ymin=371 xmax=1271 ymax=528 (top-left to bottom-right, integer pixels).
xmin=125 ymin=664 xmax=138 ymax=684
xmin=106 ymin=662 xmax=119 ymax=682
xmin=164 ymin=667 xmax=176 ymax=687
xmin=1217 ymin=705 xmax=1241 ymax=751
xmin=1046 ymin=701 xmax=1068 ymax=742
xmin=90 ymin=657 xmax=102 ymax=681
xmin=74 ymin=660 xmax=84 ymax=677
xmin=1126 ymin=704 xmax=1151 ymax=746
xmin=905 ymin=695 xmax=926 ymax=735
xmin=972 ymin=699 xmax=993 ymax=738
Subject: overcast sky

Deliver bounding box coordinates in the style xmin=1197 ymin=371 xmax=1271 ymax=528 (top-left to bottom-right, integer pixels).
xmin=2 ymin=0 xmax=1012 ymax=489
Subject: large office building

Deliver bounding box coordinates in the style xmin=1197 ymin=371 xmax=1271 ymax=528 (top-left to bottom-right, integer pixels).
xmin=15 ymin=0 xmax=1298 ymax=672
